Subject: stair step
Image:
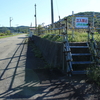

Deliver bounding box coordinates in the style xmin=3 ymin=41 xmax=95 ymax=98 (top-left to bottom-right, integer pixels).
xmin=70 ymin=46 xmax=88 ymax=48
xmin=72 ymin=70 xmax=88 ymax=74
xmin=71 ymin=48 xmax=90 ymax=53
xmin=64 ymin=42 xmax=94 ymax=75
xmin=72 ymin=53 xmax=91 ymax=56
xmin=69 ymin=42 xmax=87 ymax=46
xmin=72 ymin=61 xmax=93 ymax=64
xmin=72 ymin=54 xmax=91 ymax=61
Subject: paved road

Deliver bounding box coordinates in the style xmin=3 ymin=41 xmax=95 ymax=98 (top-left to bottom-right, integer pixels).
xmin=0 ymin=34 xmax=35 ymax=99
xmin=0 ymin=34 xmax=99 ymax=100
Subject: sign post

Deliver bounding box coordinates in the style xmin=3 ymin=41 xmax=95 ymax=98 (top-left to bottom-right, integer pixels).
xmin=75 ymin=17 xmax=88 ymax=28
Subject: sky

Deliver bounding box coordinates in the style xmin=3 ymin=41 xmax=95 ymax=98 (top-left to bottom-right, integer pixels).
xmin=0 ymin=0 xmax=100 ymax=27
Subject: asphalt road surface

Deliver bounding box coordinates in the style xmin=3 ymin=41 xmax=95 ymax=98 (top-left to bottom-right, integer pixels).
xmin=0 ymin=34 xmax=100 ymax=100
xmin=0 ymin=34 xmax=30 ymax=99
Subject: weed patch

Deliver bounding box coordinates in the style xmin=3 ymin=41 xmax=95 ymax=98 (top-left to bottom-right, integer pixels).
xmin=29 ymin=39 xmax=54 ymax=69
xmin=87 ymin=65 xmax=100 ymax=86
xmin=39 ymin=31 xmax=100 ymax=42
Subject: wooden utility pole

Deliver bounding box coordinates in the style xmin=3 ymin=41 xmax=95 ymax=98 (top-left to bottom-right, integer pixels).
xmin=34 ymin=4 xmax=37 ymax=28
xmin=51 ymin=0 xmax=54 ymax=25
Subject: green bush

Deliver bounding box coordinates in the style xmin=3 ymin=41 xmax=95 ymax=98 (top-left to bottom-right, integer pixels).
xmin=87 ymin=66 xmax=100 ymax=86
xmin=0 ymin=31 xmax=12 ymax=36
xmin=0 ymin=33 xmax=5 ymax=36
xmin=6 ymin=30 xmax=11 ymax=35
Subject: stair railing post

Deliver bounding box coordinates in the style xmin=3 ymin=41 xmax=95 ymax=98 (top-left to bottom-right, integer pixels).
xmin=72 ymin=11 xmax=74 ymax=40
xmin=62 ymin=18 xmax=67 ymax=72
xmin=64 ymin=17 xmax=72 ymax=76
xmin=87 ymin=23 xmax=94 ymax=61
xmin=91 ymin=31 xmax=99 ymax=63
xmin=62 ymin=24 xmax=66 ymax=71
xmin=88 ymin=23 xmax=91 ymax=42
xmin=87 ymin=23 xmax=99 ymax=64
xmin=59 ymin=21 xmax=61 ymax=35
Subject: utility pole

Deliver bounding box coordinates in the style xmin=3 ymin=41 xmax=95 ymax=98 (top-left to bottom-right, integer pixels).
xmin=16 ymin=24 xmax=19 ymax=33
xmin=10 ymin=17 xmax=13 ymax=27
xmin=9 ymin=17 xmax=13 ymax=33
xmin=59 ymin=16 xmax=60 ymax=20
xmin=51 ymin=0 xmax=54 ymax=25
xmin=34 ymin=4 xmax=37 ymax=28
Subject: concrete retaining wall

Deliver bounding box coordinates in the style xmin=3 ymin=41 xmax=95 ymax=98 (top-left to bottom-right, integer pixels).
xmin=32 ymin=35 xmax=64 ymax=68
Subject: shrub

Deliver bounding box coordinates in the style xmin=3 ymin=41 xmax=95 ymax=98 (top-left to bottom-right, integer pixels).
xmin=0 ymin=33 xmax=5 ymax=36
xmin=5 ymin=30 xmax=12 ymax=35
xmin=87 ymin=66 xmax=100 ymax=86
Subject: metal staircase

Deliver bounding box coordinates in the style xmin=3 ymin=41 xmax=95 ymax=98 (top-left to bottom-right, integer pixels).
xmin=69 ymin=42 xmax=94 ymax=75
xmin=62 ymin=20 xmax=99 ymax=76
xmin=62 ymin=31 xmax=95 ymax=75
xmin=63 ymin=41 xmax=96 ymax=76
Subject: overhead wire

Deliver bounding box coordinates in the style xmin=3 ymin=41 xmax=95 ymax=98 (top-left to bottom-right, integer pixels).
xmin=55 ymin=0 xmax=60 ymax=20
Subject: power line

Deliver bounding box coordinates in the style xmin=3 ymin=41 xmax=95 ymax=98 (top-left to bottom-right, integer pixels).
xmin=56 ymin=0 xmax=60 ymax=20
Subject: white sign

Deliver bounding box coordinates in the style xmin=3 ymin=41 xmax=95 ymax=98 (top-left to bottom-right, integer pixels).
xmin=75 ymin=17 xmax=88 ymax=28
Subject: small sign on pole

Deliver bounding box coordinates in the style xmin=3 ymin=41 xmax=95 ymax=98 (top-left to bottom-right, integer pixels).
xmin=75 ymin=17 xmax=88 ymax=28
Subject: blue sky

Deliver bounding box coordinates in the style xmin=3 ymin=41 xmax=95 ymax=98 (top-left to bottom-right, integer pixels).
xmin=0 ymin=0 xmax=100 ymax=27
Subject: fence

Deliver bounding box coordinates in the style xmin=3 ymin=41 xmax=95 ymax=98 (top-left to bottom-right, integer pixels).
xmin=36 ymin=12 xmax=100 ymax=36
xmin=30 ymin=11 xmax=100 ymax=73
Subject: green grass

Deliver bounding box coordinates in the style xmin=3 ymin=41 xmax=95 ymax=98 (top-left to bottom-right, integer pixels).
xmin=39 ymin=31 xmax=100 ymax=42
xmin=0 ymin=33 xmax=23 ymax=39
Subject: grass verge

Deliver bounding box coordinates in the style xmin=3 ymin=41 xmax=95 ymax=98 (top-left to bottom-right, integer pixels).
xmin=0 ymin=34 xmax=23 ymax=39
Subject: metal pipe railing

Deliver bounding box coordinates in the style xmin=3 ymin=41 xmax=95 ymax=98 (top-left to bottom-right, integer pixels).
xmin=87 ymin=23 xmax=99 ymax=64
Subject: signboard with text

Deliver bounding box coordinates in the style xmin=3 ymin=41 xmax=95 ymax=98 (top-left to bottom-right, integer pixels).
xmin=75 ymin=17 xmax=88 ymax=28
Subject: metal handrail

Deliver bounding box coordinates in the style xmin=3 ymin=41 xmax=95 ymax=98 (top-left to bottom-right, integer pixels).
xmin=62 ymin=33 xmax=73 ymax=75
xmin=87 ymin=25 xmax=99 ymax=64
xmin=63 ymin=18 xmax=73 ymax=75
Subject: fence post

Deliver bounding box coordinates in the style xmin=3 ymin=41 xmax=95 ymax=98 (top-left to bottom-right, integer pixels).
xmin=93 ymin=12 xmax=95 ymax=28
xmin=72 ymin=11 xmax=74 ymax=39
xmin=88 ymin=23 xmax=91 ymax=42
xmin=62 ymin=17 xmax=68 ymax=71
xmin=58 ymin=17 xmax=61 ymax=35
